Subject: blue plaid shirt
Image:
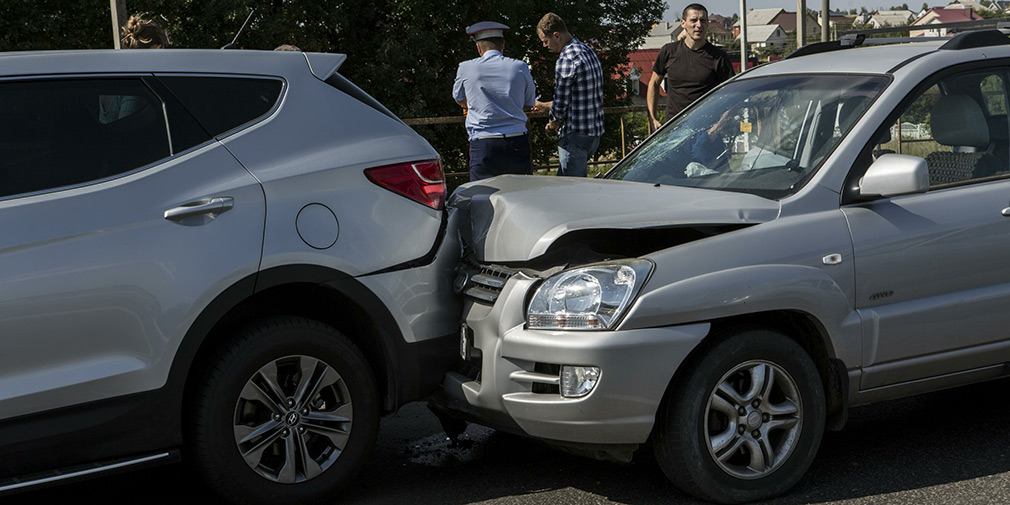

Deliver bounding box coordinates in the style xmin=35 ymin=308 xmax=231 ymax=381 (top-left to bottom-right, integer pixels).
xmin=550 ymin=37 xmax=604 ymax=137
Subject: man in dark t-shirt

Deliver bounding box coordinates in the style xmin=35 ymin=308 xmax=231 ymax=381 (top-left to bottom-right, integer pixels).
xmin=647 ymin=3 xmax=734 ymax=130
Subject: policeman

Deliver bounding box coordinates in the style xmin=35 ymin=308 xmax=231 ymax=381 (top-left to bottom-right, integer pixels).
xmin=452 ymin=21 xmax=537 ymax=181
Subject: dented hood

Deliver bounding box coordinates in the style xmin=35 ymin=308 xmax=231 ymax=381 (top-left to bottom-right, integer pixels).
xmin=449 ymin=175 xmax=781 ymax=263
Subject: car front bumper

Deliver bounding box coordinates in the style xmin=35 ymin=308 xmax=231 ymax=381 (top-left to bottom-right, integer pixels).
xmin=432 ymin=272 xmax=710 ymax=445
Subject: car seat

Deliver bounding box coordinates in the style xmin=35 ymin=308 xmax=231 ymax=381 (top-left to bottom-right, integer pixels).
xmin=926 ymin=94 xmax=998 ymax=184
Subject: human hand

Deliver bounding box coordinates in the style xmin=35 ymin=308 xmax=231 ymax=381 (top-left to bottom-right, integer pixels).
xmin=533 ymin=100 xmax=551 ymax=113
xmin=649 ymin=116 xmax=662 ymax=131
xmin=708 ymin=109 xmax=732 ymax=135
xmin=545 ymin=120 xmax=560 ymax=132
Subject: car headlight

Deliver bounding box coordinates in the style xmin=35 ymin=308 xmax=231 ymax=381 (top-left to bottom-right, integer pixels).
xmin=526 ymin=259 xmax=653 ymax=331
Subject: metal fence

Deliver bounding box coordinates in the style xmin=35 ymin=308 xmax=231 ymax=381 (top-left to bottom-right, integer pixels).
xmin=402 ymin=105 xmax=653 ymax=180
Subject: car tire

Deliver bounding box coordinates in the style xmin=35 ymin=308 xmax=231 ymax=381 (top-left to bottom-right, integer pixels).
xmin=652 ymin=327 xmax=825 ymax=504
xmin=190 ymin=316 xmax=379 ymax=505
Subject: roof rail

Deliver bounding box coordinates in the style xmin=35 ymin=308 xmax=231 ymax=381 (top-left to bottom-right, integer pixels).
xmin=939 ymin=29 xmax=1010 ymax=50
xmin=784 ymin=33 xmax=865 ymax=59
xmin=784 ymin=29 xmax=1007 ymax=60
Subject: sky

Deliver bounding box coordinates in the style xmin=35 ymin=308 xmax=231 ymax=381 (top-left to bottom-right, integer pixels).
xmin=661 ymin=0 xmax=907 ymax=20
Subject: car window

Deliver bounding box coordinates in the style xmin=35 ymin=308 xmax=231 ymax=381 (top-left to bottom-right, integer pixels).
xmin=158 ymin=76 xmax=283 ymax=137
xmin=875 ymin=68 xmax=1010 ymax=187
xmin=982 ymin=74 xmax=1007 ymax=116
xmin=141 ymin=77 xmax=214 ymax=154
xmin=0 ymin=78 xmax=172 ymax=198
xmin=607 ymin=75 xmax=889 ymax=199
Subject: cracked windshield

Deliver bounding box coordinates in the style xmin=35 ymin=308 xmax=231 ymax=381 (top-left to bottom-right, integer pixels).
xmin=608 ymin=75 xmax=889 ymax=198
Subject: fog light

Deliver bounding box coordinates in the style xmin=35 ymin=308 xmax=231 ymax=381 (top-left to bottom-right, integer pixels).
xmin=560 ymin=366 xmax=601 ymax=398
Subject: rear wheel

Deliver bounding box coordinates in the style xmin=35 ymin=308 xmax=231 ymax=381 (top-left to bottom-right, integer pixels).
xmin=191 ymin=317 xmax=379 ymax=505
xmin=652 ymin=328 xmax=825 ymax=504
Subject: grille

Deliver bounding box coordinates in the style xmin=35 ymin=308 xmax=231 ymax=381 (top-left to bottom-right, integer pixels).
xmin=456 ymin=261 xmax=519 ymax=305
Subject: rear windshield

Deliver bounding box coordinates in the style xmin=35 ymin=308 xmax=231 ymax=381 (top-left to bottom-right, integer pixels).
xmin=608 ymin=74 xmax=890 ymax=199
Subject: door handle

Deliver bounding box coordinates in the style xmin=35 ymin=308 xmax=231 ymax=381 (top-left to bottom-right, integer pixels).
xmin=1002 ymin=206 xmax=1010 ymax=217
xmin=164 ymin=197 xmax=234 ymax=221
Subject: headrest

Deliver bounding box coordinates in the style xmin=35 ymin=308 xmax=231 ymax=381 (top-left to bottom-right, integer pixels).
xmin=931 ymin=94 xmax=989 ymax=148
xmin=877 ymin=127 xmax=891 ymax=145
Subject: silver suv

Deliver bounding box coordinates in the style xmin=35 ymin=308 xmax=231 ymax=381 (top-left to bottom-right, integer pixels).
xmin=432 ymin=30 xmax=1010 ymax=503
xmin=0 ymin=49 xmax=459 ymax=504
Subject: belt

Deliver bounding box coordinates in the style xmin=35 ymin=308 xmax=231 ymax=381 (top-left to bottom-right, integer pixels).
xmin=473 ymin=131 xmax=527 ymax=140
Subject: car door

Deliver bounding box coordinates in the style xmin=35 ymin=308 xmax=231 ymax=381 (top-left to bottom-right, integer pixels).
xmin=0 ymin=76 xmax=266 ymax=419
xmin=842 ymin=66 xmax=1010 ymax=389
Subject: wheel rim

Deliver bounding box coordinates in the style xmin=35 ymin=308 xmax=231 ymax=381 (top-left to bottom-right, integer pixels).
xmin=703 ymin=359 xmax=802 ymax=480
xmin=233 ymin=354 xmax=353 ymax=484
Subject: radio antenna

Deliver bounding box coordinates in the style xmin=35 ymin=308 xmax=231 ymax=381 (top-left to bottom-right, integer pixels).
xmin=221 ymin=8 xmax=256 ymax=49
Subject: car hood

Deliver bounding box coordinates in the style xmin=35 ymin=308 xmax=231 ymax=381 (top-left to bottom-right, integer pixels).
xmin=449 ymin=175 xmax=781 ymax=263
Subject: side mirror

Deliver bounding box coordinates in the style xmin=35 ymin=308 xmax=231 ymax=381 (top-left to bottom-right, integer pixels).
xmin=858 ymin=154 xmax=929 ymax=199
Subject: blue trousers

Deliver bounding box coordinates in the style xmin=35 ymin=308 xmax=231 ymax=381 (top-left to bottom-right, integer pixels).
xmin=469 ymin=134 xmax=532 ymax=181
xmin=557 ymin=132 xmax=601 ymax=178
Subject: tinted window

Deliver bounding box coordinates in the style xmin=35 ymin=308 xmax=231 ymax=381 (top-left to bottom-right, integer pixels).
xmin=877 ymin=68 xmax=1010 ymax=187
xmin=0 ymin=79 xmax=171 ymax=197
xmin=142 ymin=77 xmax=213 ymax=154
xmin=159 ymin=76 xmax=283 ymax=137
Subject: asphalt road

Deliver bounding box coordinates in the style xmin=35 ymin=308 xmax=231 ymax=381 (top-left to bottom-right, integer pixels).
xmin=8 ymin=378 xmax=1010 ymax=505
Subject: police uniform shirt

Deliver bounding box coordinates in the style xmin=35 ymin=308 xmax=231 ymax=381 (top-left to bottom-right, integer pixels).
xmin=453 ymin=50 xmax=535 ymax=141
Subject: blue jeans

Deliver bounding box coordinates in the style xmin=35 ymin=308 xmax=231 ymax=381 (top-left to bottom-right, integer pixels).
xmin=557 ymin=132 xmax=601 ymax=178
xmin=468 ymin=134 xmax=532 ymax=181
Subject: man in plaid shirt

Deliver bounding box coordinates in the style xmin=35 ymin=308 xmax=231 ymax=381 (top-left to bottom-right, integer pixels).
xmin=534 ymin=12 xmax=605 ymax=177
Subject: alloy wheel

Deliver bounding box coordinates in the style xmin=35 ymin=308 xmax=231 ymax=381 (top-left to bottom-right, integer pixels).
xmin=233 ymin=354 xmax=353 ymax=483
xmin=704 ymin=359 xmax=802 ymax=480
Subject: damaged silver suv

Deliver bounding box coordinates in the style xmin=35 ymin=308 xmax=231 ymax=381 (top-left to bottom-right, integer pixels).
xmin=432 ymin=30 xmax=1010 ymax=503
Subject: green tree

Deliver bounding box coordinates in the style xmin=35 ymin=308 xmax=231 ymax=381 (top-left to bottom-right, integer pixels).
xmin=0 ymin=0 xmax=664 ymax=179
xmin=976 ymin=7 xmax=1003 ymax=18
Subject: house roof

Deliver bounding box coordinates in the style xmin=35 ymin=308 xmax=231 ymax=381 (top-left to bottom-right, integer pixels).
xmin=709 ymin=14 xmax=733 ymax=29
xmin=649 ymin=21 xmax=679 ymax=37
xmin=869 ymin=11 xmax=915 ymax=26
xmin=771 ymin=11 xmax=819 ymax=32
xmin=622 ymin=48 xmax=665 ymax=98
xmin=912 ymin=6 xmax=983 ymax=24
xmin=709 ymin=23 xmax=733 ymax=36
xmin=738 ymin=9 xmax=785 ymax=26
xmin=944 ymin=0 xmax=993 ymax=10
xmin=640 ymin=22 xmax=680 ymax=50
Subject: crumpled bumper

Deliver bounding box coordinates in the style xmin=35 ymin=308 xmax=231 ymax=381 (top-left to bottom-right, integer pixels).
xmin=431 ymin=273 xmax=710 ymax=445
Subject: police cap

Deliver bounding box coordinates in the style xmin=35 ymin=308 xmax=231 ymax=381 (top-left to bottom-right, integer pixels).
xmin=466 ymin=21 xmax=509 ymax=41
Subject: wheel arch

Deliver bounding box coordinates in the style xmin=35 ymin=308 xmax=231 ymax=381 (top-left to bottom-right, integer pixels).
xmin=658 ymin=310 xmax=849 ymax=438
xmin=168 ymin=265 xmax=408 ymax=438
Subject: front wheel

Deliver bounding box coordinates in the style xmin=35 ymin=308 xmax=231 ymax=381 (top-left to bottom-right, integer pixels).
xmin=190 ymin=317 xmax=379 ymax=505
xmin=652 ymin=328 xmax=825 ymax=504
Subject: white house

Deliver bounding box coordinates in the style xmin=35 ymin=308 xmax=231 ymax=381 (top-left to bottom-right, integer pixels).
xmin=737 ymin=24 xmax=788 ymax=49
xmin=867 ymin=10 xmax=916 ymax=28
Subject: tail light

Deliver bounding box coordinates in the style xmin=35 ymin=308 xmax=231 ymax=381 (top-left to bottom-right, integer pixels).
xmin=364 ymin=160 xmax=446 ymax=210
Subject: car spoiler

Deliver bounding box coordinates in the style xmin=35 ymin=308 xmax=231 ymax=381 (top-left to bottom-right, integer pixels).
xmin=304 ymin=53 xmax=347 ymax=81
xmin=303 ymin=52 xmax=402 ymax=124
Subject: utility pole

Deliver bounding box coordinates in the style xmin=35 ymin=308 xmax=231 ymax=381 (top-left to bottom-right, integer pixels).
xmin=740 ymin=0 xmax=748 ymax=71
xmin=110 ymin=0 xmax=127 ymax=49
xmin=822 ymin=0 xmax=830 ymax=42
xmin=797 ymin=0 xmax=807 ymax=48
